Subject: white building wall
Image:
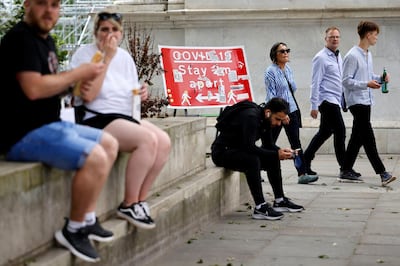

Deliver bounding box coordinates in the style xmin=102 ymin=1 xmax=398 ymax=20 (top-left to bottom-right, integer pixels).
xmin=108 ymin=0 xmax=400 ymax=121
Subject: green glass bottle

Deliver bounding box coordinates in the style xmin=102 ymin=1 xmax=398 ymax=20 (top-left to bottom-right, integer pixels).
xmin=381 ymin=68 xmax=388 ymax=93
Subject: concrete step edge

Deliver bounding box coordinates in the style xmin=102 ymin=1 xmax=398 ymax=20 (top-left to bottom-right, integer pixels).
xmin=26 ymin=163 xmax=235 ymax=266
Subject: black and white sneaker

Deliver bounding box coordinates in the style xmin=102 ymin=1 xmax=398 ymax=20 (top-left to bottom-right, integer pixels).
xmin=139 ymin=201 xmax=155 ymax=224
xmin=350 ymin=169 xmax=362 ymax=177
xmin=55 ymin=219 xmax=100 ymax=263
xmin=252 ymin=203 xmax=284 ymax=220
xmin=273 ymin=197 xmax=304 ymax=213
xmin=117 ymin=202 xmax=155 ymax=229
xmin=338 ymin=170 xmax=364 ymax=183
xmin=86 ymin=217 xmax=114 ymax=242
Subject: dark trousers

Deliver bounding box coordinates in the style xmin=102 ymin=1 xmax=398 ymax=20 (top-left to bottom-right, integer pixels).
xmin=304 ymin=101 xmax=346 ymax=169
xmin=271 ymin=110 xmax=306 ymax=176
xmin=211 ymin=145 xmax=284 ymax=206
xmin=342 ymin=104 xmax=385 ymax=174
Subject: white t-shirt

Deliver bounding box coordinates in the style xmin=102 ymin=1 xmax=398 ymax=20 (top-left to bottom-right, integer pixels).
xmin=70 ymin=43 xmax=140 ymax=118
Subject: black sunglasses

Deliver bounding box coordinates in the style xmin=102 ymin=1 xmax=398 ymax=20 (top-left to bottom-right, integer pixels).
xmin=98 ymin=12 xmax=123 ymax=22
xmin=278 ymin=49 xmax=291 ymax=54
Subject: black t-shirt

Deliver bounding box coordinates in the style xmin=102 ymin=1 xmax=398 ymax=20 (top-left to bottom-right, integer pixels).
xmin=0 ymin=21 xmax=61 ymax=152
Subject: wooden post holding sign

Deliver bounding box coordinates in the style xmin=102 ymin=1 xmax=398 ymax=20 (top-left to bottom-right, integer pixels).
xmin=159 ymin=46 xmax=254 ymax=110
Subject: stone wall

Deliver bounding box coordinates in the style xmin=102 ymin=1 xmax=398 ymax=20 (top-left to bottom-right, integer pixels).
xmin=105 ymin=1 xmax=400 ymax=121
xmin=0 ymin=117 xmax=242 ymax=266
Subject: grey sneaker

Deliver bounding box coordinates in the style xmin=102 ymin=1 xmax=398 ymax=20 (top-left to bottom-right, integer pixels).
xmin=338 ymin=170 xmax=364 ymax=183
xmin=86 ymin=217 xmax=114 ymax=242
xmin=380 ymin=172 xmax=396 ymax=186
xmin=298 ymin=174 xmax=318 ymax=184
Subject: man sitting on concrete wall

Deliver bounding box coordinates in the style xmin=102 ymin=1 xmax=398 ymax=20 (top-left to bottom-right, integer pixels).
xmin=0 ymin=0 xmax=118 ymax=262
xmin=211 ymin=98 xmax=304 ymax=220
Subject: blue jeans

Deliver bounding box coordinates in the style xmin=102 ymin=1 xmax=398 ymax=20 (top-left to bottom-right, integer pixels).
xmin=7 ymin=121 xmax=103 ymax=170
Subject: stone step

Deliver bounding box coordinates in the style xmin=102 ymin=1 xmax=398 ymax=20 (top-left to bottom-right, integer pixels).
xmin=0 ymin=117 xmax=216 ymax=266
xmin=26 ymin=159 xmax=240 ymax=266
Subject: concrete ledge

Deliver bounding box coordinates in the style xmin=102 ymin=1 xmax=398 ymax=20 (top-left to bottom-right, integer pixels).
xmin=147 ymin=117 xmax=208 ymax=194
xmin=26 ymin=160 xmax=240 ymax=266
xmin=107 ymin=3 xmax=400 ymax=26
xmin=0 ymin=117 xmax=212 ymax=266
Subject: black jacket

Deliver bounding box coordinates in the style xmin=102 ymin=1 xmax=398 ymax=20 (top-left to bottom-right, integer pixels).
xmin=212 ymin=100 xmax=279 ymax=157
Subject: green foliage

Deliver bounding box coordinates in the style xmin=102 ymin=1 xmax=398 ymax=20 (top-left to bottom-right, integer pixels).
xmin=51 ymin=33 xmax=68 ymax=64
xmin=0 ymin=0 xmax=24 ymax=40
xmin=127 ymin=25 xmax=164 ymax=85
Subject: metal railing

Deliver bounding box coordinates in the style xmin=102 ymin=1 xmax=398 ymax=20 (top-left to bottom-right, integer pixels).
xmin=56 ymin=0 xmax=113 ymax=54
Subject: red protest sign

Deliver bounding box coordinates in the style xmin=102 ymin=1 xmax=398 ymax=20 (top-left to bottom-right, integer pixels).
xmin=159 ymin=46 xmax=254 ymax=109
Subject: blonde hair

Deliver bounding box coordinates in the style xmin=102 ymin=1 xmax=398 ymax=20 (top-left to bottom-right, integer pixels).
xmin=325 ymin=26 xmax=340 ymax=36
xmin=94 ymin=12 xmax=123 ymax=33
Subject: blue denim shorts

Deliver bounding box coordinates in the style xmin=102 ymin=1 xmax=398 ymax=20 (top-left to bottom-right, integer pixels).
xmin=7 ymin=121 xmax=103 ymax=170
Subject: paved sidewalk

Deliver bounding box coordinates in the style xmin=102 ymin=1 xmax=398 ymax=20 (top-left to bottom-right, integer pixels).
xmin=148 ymin=154 xmax=400 ymax=266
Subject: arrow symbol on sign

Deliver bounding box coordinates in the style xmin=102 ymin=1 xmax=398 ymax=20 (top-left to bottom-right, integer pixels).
xmin=196 ymin=93 xmax=220 ymax=103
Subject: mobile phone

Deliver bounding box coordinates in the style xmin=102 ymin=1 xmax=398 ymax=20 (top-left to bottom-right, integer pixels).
xmin=292 ymin=148 xmax=301 ymax=158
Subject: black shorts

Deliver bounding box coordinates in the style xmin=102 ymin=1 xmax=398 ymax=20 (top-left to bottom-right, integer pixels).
xmin=81 ymin=113 xmax=140 ymax=129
